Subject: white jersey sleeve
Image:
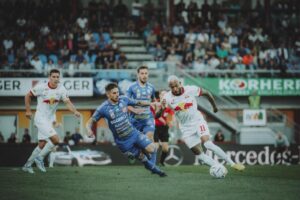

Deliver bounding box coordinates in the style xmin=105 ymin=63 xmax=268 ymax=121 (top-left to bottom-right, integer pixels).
xmin=30 ymin=83 xmax=44 ymax=96
xmin=185 ymin=85 xmax=202 ymax=97
xmin=60 ymin=86 xmax=69 ymax=102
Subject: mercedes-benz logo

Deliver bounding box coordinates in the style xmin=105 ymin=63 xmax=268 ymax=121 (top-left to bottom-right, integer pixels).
xmin=164 ymin=145 xmax=184 ymax=166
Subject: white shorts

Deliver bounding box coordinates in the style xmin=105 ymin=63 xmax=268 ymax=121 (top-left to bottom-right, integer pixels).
xmin=181 ymin=121 xmax=210 ymax=149
xmin=35 ymin=118 xmax=56 ymax=140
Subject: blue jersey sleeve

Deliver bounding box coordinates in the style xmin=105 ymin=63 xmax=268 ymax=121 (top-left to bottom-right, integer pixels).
xmin=126 ymin=85 xmax=133 ymax=98
xmin=151 ymin=86 xmax=156 ymax=100
xmin=122 ymin=96 xmax=137 ymax=106
xmin=92 ymin=105 xmax=104 ymax=122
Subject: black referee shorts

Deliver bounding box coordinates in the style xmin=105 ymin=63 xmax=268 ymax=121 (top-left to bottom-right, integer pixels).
xmin=154 ymin=125 xmax=169 ymax=142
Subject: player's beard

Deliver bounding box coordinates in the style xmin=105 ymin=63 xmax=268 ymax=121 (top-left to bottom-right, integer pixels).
xmin=139 ymin=78 xmax=147 ymax=85
xmin=111 ymin=96 xmax=119 ymax=103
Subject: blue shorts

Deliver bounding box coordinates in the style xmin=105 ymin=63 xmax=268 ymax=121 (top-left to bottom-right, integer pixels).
xmin=131 ymin=118 xmax=155 ymax=135
xmin=116 ymin=131 xmax=152 ymax=158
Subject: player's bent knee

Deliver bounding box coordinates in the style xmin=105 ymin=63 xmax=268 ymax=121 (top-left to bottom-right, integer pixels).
xmin=145 ymin=143 xmax=156 ymax=153
xmin=191 ymin=144 xmax=203 ymax=155
xmin=162 ymin=144 xmax=169 ymax=152
xmin=50 ymin=135 xmax=60 ymax=145
xmin=201 ymin=135 xmax=210 ymax=143
xmin=137 ymin=152 xmax=146 ymax=161
xmin=38 ymin=140 xmax=47 ymax=148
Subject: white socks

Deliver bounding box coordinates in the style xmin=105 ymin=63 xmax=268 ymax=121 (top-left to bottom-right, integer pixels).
xmin=25 ymin=146 xmax=42 ymax=167
xmin=198 ymin=153 xmax=217 ymax=166
xmin=204 ymin=141 xmax=235 ymax=166
xmin=38 ymin=141 xmax=55 ymax=158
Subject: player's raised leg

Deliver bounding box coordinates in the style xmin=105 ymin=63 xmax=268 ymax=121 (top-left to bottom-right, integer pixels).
xmin=22 ymin=141 xmax=45 ymax=174
xmin=142 ymin=143 xmax=166 ymax=177
xmin=184 ymin=133 xmax=218 ymax=167
xmin=201 ymin=135 xmax=245 ymax=171
xmin=35 ymin=134 xmax=60 ymax=172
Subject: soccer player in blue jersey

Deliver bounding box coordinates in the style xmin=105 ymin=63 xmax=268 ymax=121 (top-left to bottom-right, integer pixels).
xmin=85 ymin=83 xmax=166 ymax=177
xmin=126 ymin=66 xmax=156 ymax=141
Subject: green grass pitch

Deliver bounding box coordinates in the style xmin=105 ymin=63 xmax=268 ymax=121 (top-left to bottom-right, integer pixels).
xmin=0 ymin=165 xmax=300 ymax=200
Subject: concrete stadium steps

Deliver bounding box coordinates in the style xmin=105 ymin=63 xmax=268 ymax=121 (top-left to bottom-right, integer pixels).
xmin=115 ymin=39 xmax=144 ymax=46
xmin=126 ymin=54 xmax=153 ymax=61
xmin=127 ymin=61 xmax=141 ymax=68
xmin=120 ymin=46 xmax=148 ymax=54
xmin=112 ymin=32 xmax=139 ymax=38
xmin=113 ymin=32 xmax=153 ymax=63
xmin=127 ymin=61 xmax=160 ymax=69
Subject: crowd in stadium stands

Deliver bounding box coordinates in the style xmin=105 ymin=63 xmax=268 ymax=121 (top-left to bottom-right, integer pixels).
xmin=0 ymin=0 xmax=132 ymax=76
xmin=144 ymin=0 xmax=300 ymax=77
xmin=0 ymin=0 xmax=299 ymax=77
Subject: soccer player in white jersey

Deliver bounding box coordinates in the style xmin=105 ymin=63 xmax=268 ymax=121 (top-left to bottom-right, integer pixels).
xmin=163 ymin=75 xmax=245 ymax=171
xmin=22 ymin=69 xmax=81 ymax=173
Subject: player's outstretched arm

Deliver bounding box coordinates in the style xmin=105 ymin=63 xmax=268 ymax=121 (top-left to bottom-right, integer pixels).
xmin=83 ymin=117 xmax=96 ymax=143
xmin=85 ymin=118 xmax=95 ymax=137
xmin=64 ymin=99 xmax=81 ymax=118
xmin=136 ymin=100 xmax=151 ymax=106
xmin=25 ymin=92 xmax=33 ymax=119
xmin=201 ymin=89 xmax=218 ymax=113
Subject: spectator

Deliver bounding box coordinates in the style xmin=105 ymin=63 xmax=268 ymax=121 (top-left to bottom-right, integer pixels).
xmin=76 ymin=14 xmax=88 ymax=30
xmin=274 ymin=132 xmax=291 ymax=165
xmin=114 ymin=0 xmax=129 ymax=29
xmin=30 ymin=55 xmax=43 ymax=74
xmin=144 ymin=0 xmax=154 ymax=21
xmin=201 ymin=0 xmax=210 ymax=22
xmin=131 ymin=0 xmax=143 ymax=23
xmin=71 ymin=128 xmax=83 ymax=145
xmin=153 ymin=43 xmax=166 ymax=61
xmin=45 ymin=35 xmax=57 ymax=54
xmin=175 ymin=0 xmax=186 ymax=20
xmin=3 ymin=36 xmax=13 ymax=53
xmin=95 ymin=51 xmax=104 ymax=69
xmin=64 ymin=131 xmax=72 ymax=144
xmin=44 ymin=59 xmax=56 ymax=73
xmin=22 ymin=128 xmax=31 ymax=143
xmin=7 ymin=133 xmax=17 ymax=143
xmin=248 ymin=90 xmax=261 ymax=109
xmin=116 ymin=52 xmax=128 ymax=69
xmin=78 ymin=59 xmax=92 ymax=70
xmin=172 ymin=21 xmax=185 ymax=40
xmin=214 ymin=130 xmax=225 ymax=142
xmin=24 ymin=38 xmax=35 ymax=53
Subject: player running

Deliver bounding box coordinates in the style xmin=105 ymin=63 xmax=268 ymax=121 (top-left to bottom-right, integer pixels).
xmin=126 ymin=66 xmax=156 ymax=140
xmin=86 ymin=83 xmax=166 ymax=177
xmin=22 ymin=69 xmax=81 ymax=173
xmin=153 ymin=90 xmax=174 ymax=166
xmin=163 ymin=75 xmax=245 ymax=171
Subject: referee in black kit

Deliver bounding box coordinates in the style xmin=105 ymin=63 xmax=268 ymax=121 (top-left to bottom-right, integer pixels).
xmin=152 ymin=90 xmax=174 ymax=166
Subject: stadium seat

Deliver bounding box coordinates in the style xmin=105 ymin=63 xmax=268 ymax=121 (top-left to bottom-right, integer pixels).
xmin=93 ymin=32 xmax=100 ymax=44
xmin=90 ymin=54 xmax=97 ymax=64
xmin=107 ymin=71 xmax=119 ymax=80
xmin=103 ymin=32 xmax=111 ymax=44
xmin=119 ymin=71 xmax=131 ymax=80
xmin=38 ymin=54 xmax=47 ymax=65
xmin=49 ymin=54 xmax=58 ymax=64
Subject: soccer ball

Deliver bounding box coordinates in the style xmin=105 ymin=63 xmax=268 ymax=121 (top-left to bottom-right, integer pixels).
xmin=209 ymin=164 xmax=228 ymax=179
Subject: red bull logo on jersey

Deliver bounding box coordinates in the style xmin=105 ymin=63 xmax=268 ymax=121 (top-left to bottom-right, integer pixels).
xmin=174 ymin=102 xmax=193 ymax=111
xmin=43 ymin=98 xmax=59 ymax=105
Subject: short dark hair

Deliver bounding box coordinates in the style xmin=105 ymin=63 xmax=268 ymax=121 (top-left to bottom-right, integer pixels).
xmin=49 ymin=69 xmax=60 ymax=76
xmin=137 ymin=65 xmax=148 ymax=73
xmin=105 ymin=83 xmax=118 ymax=92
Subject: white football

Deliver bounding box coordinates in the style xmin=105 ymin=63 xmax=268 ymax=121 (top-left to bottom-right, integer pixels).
xmin=209 ymin=164 xmax=228 ymax=178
